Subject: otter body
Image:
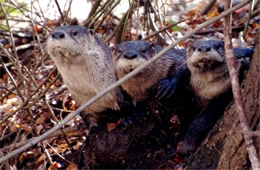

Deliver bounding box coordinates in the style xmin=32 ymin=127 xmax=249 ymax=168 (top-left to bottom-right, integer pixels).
xmin=186 ymin=39 xmax=253 ymax=107
xmin=113 ymin=40 xmax=185 ymax=103
xmin=187 ymin=39 xmax=231 ymax=107
xmin=179 ymin=39 xmax=254 ymax=155
xmin=47 ymin=25 xmax=124 ymax=127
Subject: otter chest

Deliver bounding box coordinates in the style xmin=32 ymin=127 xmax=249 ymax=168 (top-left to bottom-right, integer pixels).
xmin=56 ymin=63 xmax=99 ymax=97
xmin=191 ymin=72 xmax=231 ymax=104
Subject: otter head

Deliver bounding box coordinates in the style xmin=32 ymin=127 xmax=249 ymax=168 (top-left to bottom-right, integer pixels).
xmin=187 ymin=39 xmax=226 ymax=74
xmin=113 ymin=41 xmax=156 ymax=75
xmin=47 ymin=25 xmax=97 ymax=64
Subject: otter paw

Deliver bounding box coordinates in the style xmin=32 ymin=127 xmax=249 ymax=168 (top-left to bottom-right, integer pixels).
xmin=80 ymin=112 xmax=99 ymax=133
xmin=88 ymin=125 xmax=101 ymax=134
xmin=153 ymin=78 xmax=178 ymax=100
xmin=118 ymin=100 xmax=133 ymax=110
xmin=178 ymin=140 xmax=198 ymax=157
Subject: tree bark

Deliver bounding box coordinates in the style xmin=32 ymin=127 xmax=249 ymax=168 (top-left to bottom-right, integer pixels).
xmin=186 ymin=31 xmax=260 ymax=169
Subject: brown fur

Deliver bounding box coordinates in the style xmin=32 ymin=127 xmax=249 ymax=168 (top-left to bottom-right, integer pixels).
xmin=47 ymin=25 xmax=124 ymax=127
xmin=113 ymin=41 xmax=183 ymax=103
xmin=187 ymin=39 xmax=231 ymax=107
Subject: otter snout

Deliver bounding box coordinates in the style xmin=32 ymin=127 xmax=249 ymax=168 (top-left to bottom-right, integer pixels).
xmin=124 ymin=51 xmax=137 ymax=60
xmin=52 ymin=31 xmax=65 ymax=40
xmin=197 ymin=45 xmax=211 ymax=52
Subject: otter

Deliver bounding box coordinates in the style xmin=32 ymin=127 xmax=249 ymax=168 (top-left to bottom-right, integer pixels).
xmin=112 ymin=39 xmax=253 ymax=155
xmin=187 ymin=39 xmax=230 ymax=107
xmin=178 ymin=39 xmax=254 ymax=155
xmin=46 ymin=25 xmax=125 ymax=128
xmin=113 ymin=40 xmax=185 ymax=103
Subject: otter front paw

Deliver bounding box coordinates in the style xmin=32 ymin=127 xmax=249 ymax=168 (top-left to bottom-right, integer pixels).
xmin=178 ymin=136 xmax=199 ymax=156
xmin=153 ymin=78 xmax=178 ymax=100
xmin=80 ymin=112 xmax=99 ymax=133
xmin=118 ymin=100 xmax=133 ymax=110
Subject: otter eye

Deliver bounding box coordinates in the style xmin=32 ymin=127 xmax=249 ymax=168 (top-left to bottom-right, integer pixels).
xmin=72 ymin=31 xmax=78 ymax=36
xmin=216 ymin=44 xmax=223 ymax=50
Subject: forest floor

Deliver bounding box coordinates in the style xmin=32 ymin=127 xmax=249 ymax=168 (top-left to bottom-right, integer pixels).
xmin=0 ymin=0 xmax=259 ymax=169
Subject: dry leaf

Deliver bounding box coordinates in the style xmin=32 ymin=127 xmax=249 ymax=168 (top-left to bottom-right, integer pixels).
xmin=21 ymin=124 xmax=33 ymax=133
xmin=66 ymin=163 xmax=78 ymax=170
xmin=36 ymin=124 xmax=44 ymax=134
xmin=107 ymin=120 xmax=121 ymax=131
xmin=35 ymin=154 xmax=46 ymax=167
xmin=36 ymin=114 xmax=48 ymax=124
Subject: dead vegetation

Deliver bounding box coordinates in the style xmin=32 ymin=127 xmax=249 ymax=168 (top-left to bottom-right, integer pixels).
xmin=0 ymin=0 xmax=259 ymax=169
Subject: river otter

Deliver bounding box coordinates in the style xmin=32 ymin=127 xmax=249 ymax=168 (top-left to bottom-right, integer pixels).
xmin=113 ymin=40 xmax=185 ymax=103
xmin=178 ymin=39 xmax=254 ymax=155
xmin=46 ymin=25 xmax=125 ymax=128
xmin=187 ymin=39 xmax=230 ymax=107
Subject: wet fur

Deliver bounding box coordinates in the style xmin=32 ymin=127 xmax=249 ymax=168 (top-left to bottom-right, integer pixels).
xmin=179 ymin=39 xmax=253 ymax=155
xmin=47 ymin=25 xmax=124 ymax=127
xmin=113 ymin=41 xmax=184 ymax=103
xmin=187 ymin=39 xmax=231 ymax=107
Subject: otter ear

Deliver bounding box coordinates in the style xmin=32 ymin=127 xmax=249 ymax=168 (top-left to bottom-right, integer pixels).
xmin=88 ymin=29 xmax=95 ymax=35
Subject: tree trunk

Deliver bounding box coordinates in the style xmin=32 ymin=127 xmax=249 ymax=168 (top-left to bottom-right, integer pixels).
xmin=186 ymin=31 xmax=260 ymax=169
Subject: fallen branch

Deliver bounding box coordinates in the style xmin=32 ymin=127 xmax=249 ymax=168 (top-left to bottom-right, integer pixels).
xmin=0 ymin=0 xmax=251 ymax=163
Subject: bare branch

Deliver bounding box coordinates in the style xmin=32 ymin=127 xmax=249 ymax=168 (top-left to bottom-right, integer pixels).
xmin=54 ymin=0 xmax=65 ymax=24
xmin=200 ymin=0 xmax=216 ymax=15
xmin=0 ymin=0 xmax=251 ymax=163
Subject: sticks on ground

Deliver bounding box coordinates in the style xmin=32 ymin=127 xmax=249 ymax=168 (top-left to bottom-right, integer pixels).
xmin=0 ymin=0 xmax=252 ymax=164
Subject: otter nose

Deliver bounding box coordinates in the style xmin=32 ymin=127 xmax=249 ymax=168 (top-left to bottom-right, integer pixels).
xmin=52 ymin=31 xmax=65 ymax=40
xmin=124 ymin=52 xmax=137 ymax=59
xmin=198 ymin=45 xmax=211 ymax=52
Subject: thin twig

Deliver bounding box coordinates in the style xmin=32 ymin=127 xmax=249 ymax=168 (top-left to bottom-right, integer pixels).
xmin=200 ymin=0 xmax=216 ymax=15
xmin=54 ymin=0 xmax=65 ymax=24
xmin=0 ymin=82 xmax=22 ymax=102
xmin=148 ymin=12 xmax=167 ymax=45
xmin=9 ymin=0 xmax=45 ymax=55
xmin=0 ymin=68 xmax=57 ymax=125
xmin=224 ymin=0 xmax=260 ymax=169
xmin=196 ymin=25 xmax=244 ymax=35
xmin=94 ymin=0 xmax=121 ymax=30
xmin=105 ymin=10 xmax=128 ymax=43
xmin=87 ymin=0 xmax=102 ymax=21
xmin=0 ymin=0 xmax=251 ymax=163
xmin=143 ymin=17 xmax=189 ymax=40
xmin=47 ymin=144 xmax=71 ymax=164
xmin=0 ymin=58 xmax=23 ymax=99
xmin=88 ymin=0 xmax=113 ymax=28
xmin=243 ymin=0 xmax=254 ymax=39
xmin=0 ymin=2 xmax=27 ymax=82
xmin=0 ymin=126 xmax=84 ymax=153
xmin=121 ymin=0 xmax=135 ymax=42
xmin=64 ymin=0 xmax=73 ymax=23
